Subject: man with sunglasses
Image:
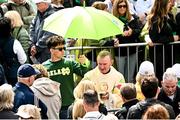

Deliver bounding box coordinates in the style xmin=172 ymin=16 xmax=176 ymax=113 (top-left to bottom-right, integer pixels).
xmin=43 ymin=35 xmax=89 ymax=119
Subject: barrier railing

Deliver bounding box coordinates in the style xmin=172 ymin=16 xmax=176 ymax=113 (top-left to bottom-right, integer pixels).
xmin=66 ymin=41 xmax=180 ymax=82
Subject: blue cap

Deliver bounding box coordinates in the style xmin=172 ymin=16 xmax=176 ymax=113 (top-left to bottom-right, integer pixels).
xmin=17 ymin=64 xmax=40 ymax=77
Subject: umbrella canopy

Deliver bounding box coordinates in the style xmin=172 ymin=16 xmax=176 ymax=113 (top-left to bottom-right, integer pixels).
xmin=43 ymin=6 xmax=124 ymax=40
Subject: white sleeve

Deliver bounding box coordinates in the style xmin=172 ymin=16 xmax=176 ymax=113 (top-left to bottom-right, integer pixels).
xmin=145 ymin=35 xmax=151 ymax=43
xmin=13 ymin=39 xmax=27 ymax=64
xmin=128 ymin=1 xmax=137 ymax=15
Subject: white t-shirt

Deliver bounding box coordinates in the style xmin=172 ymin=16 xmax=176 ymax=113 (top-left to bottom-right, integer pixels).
xmin=13 ymin=39 xmax=27 ymax=64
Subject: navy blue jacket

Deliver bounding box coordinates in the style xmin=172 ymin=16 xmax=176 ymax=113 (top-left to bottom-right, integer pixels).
xmin=13 ymin=82 xmax=48 ymax=119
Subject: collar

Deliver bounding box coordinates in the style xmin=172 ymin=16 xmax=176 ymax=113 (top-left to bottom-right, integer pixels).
xmin=123 ymin=98 xmax=139 ymax=107
xmin=14 ymin=82 xmax=34 ymax=93
xmin=103 ymin=68 xmax=111 ymax=74
xmin=84 ymin=111 xmax=101 ymax=116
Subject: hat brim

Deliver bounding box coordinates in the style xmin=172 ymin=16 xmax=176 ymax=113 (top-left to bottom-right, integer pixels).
xmin=34 ymin=69 xmax=41 ymax=76
xmin=16 ymin=112 xmax=31 ymax=119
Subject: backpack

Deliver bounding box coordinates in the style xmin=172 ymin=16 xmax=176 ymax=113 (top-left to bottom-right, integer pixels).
xmin=8 ymin=2 xmax=30 ymax=11
xmin=1 ymin=2 xmax=30 ymax=15
xmin=0 ymin=64 xmax=7 ymax=85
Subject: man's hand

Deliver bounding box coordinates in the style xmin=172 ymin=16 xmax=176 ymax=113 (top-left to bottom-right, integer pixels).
xmin=145 ymin=35 xmax=154 ymax=47
xmin=173 ymin=35 xmax=179 ymax=41
xmin=78 ymin=55 xmax=87 ymax=64
xmin=30 ymin=45 xmax=37 ymax=57
xmin=123 ymin=27 xmax=132 ymax=37
xmin=114 ymin=38 xmax=119 ymax=47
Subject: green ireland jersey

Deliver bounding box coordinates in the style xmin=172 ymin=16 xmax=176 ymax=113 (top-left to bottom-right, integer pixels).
xmin=43 ymin=58 xmax=88 ymax=106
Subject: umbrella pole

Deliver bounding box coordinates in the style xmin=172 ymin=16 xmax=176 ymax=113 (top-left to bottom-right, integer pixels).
xmin=81 ymin=39 xmax=84 ymax=54
xmin=83 ymin=0 xmax=85 ymax=7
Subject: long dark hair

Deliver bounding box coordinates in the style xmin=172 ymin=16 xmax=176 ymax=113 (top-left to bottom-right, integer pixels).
xmin=0 ymin=17 xmax=11 ymax=39
xmin=147 ymin=0 xmax=170 ymax=32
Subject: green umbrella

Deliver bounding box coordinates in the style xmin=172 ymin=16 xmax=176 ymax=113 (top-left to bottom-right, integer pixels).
xmin=0 ymin=0 xmax=7 ymax=3
xmin=43 ymin=6 xmax=124 ymax=40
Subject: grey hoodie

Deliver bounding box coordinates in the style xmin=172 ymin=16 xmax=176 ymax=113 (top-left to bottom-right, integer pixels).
xmin=31 ymin=77 xmax=61 ymax=119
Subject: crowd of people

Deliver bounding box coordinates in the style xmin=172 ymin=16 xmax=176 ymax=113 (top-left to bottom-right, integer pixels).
xmin=0 ymin=0 xmax=180 ymax=119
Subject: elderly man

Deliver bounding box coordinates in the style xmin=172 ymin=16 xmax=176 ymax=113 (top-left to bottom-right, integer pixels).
xmin=13 ymin=64 xmax=48 ymax=119
xmin=1 ymin=0 xmax=35 ymax=30
xmin=30 ymin=0 xmax=55 ymax=63
xmin=172 ymin=64 xmax=180 ymax=87
xmin=158 ymin=68 xmax=180 ymax=116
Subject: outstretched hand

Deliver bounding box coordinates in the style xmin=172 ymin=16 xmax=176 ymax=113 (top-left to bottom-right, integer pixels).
xmin=30 ymin=45 xmax=37 ymax=57
xmin=78 ymin=55 xmax=87 ymax=64
xmin=114 ymin=38 xmax=119 ymax=47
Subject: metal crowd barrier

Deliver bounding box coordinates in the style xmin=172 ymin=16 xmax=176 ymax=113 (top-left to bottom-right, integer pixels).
xmin=66 ymin=41 xmax=180 ymax=82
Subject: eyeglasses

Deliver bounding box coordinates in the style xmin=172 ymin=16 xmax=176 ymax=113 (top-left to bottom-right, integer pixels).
xmin=118 ymin=5 xmax=127 ymax=8
xmin=53 ymin=47 xmax=66 ymax=51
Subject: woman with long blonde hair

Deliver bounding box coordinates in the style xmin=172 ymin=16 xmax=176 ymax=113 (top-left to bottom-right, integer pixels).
xmin=0 ymin=84 xmax=18 ymax=119
xmin=72 ymin=99 xmax=86 ymax=120
xmin=73 ymin=80 xmax=96 ymax=99
xmin=4 ymin=10 xmax=30 ymax=59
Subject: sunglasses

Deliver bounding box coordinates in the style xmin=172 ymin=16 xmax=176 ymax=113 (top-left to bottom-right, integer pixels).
xmin=53 ymin=47 xmax=66 ymax=51
xmin=118 ymin=5 xmax=127 ymax=8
